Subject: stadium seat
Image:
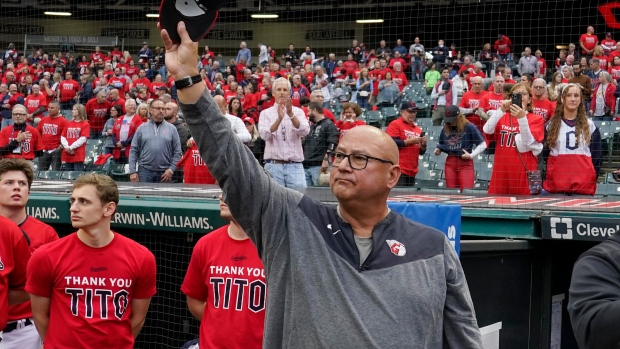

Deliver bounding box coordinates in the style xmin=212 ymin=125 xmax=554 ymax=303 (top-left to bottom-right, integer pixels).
xmin=606 ymin=172 xmax=620 ymax=184
xmin=417 ymin=118 xmax=433 ymax=128
xmin=471 ymin=181 xmax=489 ymax=190
xmin=364 ymin=111 xmax=383 ymax=128
xmin=433 ymin=154 xmax=446 ymax=171
xmin=427 ymin=125 xmax=443 ymax=136
xmin=61 ymin=109 xmax=73 ymax=121
xmin=39 ymin=171 xmax=62 ymax=180
xmin=596 ymin=183 xmax=620 ymax=196
xmin=476 ymin=166 xmax=493 ymax=181
xmin=382 ymin=107 xmax=399 ymax=125
xmin=109 ymin=164 xmax=130 ymax=182
xmin=61 ymin=171 xmax=84 ymax=180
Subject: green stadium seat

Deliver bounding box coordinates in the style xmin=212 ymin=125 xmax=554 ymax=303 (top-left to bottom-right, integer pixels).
xmin=476 ymin=166 xmax=493 ymax=181
xmin=364 ymin=110 xmax=383 ymax=128
xmin=606 ymin=172 xmax=619 ymax=183
xmin=61 ymin=171 xmax=84 ymax=180
xmin=39 ymin=171 xmax=62 ymax=180
xmin=417 ymin=118 xmax=433 ymax=127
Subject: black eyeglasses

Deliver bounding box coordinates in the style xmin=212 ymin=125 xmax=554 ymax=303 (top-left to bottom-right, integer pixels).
xmin=329 ymin=151 xmax=394 ymax=170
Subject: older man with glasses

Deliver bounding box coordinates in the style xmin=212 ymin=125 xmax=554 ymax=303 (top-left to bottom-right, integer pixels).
xmin=531 ymin=78 xmax=555 ymax=122
xmin=161 ymin=21 xmax=482 ymax=348
xmin=0 ymin=104 xmax=43 ymax=165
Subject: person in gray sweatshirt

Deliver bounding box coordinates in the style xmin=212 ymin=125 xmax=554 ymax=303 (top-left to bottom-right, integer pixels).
xmin=128 ymin=99 xmax=182 ymax=183
xmin=162 ymin=22 xmax=482 ymax=349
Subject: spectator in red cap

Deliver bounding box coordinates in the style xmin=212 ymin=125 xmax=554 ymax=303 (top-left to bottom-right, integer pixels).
xmin=386 ymin=101 xmax=427 ymax=186
xmin=434 ymin=105 xmax=486 ymax=190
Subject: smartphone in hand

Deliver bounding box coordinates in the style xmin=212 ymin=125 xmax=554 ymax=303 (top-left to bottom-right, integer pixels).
xmin=511 ymin=93 xmax=522 ymax=107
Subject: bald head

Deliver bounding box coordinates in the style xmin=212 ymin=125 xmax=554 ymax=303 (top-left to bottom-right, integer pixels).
xmin=340 ymin=126 xmax=399 ymax=165
xmin=214 ymin=95 xmax=227 ymax=114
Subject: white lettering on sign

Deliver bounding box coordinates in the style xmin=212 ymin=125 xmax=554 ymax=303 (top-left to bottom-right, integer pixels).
xmin=111 ymin=212 xmax=213 ymax=230
xmin=576 ymin=223 xmax=619 ymax=237
xmin=26 ymin=206 xmax=59 ymax=220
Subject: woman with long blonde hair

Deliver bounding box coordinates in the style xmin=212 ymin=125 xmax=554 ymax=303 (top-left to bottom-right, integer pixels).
xmin=61 ymin=103 xmax=90 ymax=171
xmin=543 ymin=83 xmax=601 ymax=195
xmin=434 ymin=105 xmax=486 ymax=190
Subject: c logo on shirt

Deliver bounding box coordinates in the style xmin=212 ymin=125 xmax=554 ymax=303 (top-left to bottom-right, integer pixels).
xmin=386 ymin=239 xmax=406 ymax=256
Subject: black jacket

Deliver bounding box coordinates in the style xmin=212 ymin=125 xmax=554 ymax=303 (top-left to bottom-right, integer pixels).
xmin=568 ymin=233 xmax=620 ymax=349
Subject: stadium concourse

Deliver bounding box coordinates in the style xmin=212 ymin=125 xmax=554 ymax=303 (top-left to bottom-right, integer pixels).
xmin=2 ymin=0 xmax=620 ymax=348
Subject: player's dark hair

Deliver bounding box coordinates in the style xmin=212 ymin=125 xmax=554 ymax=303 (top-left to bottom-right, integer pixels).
xmin=74 ymin=173 xmax=119 ymax=212
xmin=0 ymin=159 xmax=34 ymax=189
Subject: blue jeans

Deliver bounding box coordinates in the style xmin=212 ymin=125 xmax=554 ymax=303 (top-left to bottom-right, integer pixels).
xmin=357 ymin=96 xmax=369 ymax=109
xmin=498 ymin=54 xmax=511 ymax=63
xmin=138 ymin=167 xmax=165 ymax=183
xmin=304 ymin=166 xmax=321 ymax=186
xmin=64 ymin=162 xmax=84 ymax=172
xmin=1 ymin=118 xmax=14 ymax=130
xmin=90 ymin=129 xmax=103 ymax=139
xmin=411 ymin=59 xmax=423 ymax=80
xmin=264 ymin=162 xmax=306 ymax=191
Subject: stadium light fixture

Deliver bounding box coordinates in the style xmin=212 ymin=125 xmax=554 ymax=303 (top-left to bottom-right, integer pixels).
xmin=356 ymin=19 xmax=384 ymax=24
xmin=556 ymin=45 xmax=568 ymax=50
xmin=146 ymin=13 xmax=160 ymax=18
xmin=44 ymin=11 xmax=72 ymax=16
xmin=251 ymin=13 xmax=279 ymax=19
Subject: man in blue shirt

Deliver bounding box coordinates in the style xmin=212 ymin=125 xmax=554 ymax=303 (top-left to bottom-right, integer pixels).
xmin=235 ymin=41 xmax=252 ymax=64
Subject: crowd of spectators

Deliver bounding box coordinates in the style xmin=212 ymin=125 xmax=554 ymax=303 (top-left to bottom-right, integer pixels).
xmin=0 ymin=25 xmax=617 ymax=194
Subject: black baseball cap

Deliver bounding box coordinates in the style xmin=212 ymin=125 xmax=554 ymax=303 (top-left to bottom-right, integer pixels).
xmin=443 ymin=105 xmax=460 ymax=123
xmin=400 ymin=101 xmax=421 ymax=112
xmin=159 ymin=0 xmax=227 ymax=43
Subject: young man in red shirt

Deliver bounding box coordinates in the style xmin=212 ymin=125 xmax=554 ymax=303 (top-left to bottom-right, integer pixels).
xmin=1 ymin=159 xmax=58 ymax=349
xmin=58 ymin=71 xmax=80 ymax=110
xmin=36 ymin=101 xmax=68 ymax=171
xmin=182 ymin=194 xmax=266 ymax=349
xmin=386 ymin=102 xmax=427 ymax=186
xmin=0 ymin=104 xmax=43 ymax=163
xmin=85 ymin=91 xmax=112 ymax=139
xmin=27 ymin=174 xmax=157 ymax=349
xmin=480 ymin=75 xmax=506 ymax=116
xmin=494 ymin=34 xmax=512 ymax=62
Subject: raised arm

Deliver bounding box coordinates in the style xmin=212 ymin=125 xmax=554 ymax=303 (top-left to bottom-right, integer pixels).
xmin=161 ymin=21 xmax=297 ymax=256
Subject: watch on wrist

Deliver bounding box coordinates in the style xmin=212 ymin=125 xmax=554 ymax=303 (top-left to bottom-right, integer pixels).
xmin=174 ymin=75 xmax=202 ymax=90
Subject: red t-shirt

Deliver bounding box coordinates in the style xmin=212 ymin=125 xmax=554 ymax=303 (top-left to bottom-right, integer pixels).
xmin=133 ymin=78 xmax=152 ymax=93
xmin=111 ymin=50 xmax=123 ymax=61
xmin=177 ymin=145 xmax=215 ymax=184
xmin=485 ymin=112 xmax=544 ymax=195
xmin=181 ymin=226 xmax=265 ymax=349
xmin=611 ymin=66 xmax=620 ymax=80
xmin=0 ymin=216 xmax=30 ymax=330
xmin=25 ymin=93 xmax=48 ymax=113
xmin=109 ymin=98 xmax=126 ymax=114
xmin=580 ymin=33 xmax=599 ymax=53
xmin=37 ymin=115 xmax=68 ymax=150
xmin=343 ymin=61 xmax=358 ymax=76
xmin=537 ymin=58 xmax=547 ymax=75
xmin=385 ymin=118 xmax=423 ymax=176
xmin=61 ymin=120 xmax=90 ymax=163
xmin=126 ymin=66 xmax=139 ymax=78
xmin=59 ymin=79 xmax=80 ymax=102
xmin=26 ymin=232 xmax=157 ymax=349
xmin=335 ymin=119 xmax=366 ymax=140
xmin=85 ymin=98 xmax=112 ymax=132
xmin=392 ymin=72 xmax=408 ymax=91
xmin=0 ymin=124 xmax=43 ymax=160
xmin=532 ymin=98 xmax=555 ymax=122
xmin=109 ymin=76 xmax=127 ymax=93
xmin=458 ymin=64 xmax=475 ymax=75
xmin=602 ymin=39 xmax=617 ymax=53
xmin=90 ymin=52 xmax=103 ymax=62
xmin=8 ymin=217 xmax=58 ymax=321
xmin=149 ymin=82 xmax=166 ymax=98
xmin=467 ymin=71 xmax=486 ymax=90
xmin=610 ymin=50 xmax=620 ymax=62
xmin=594 ymin=55 xmax=609 ymax=71
xmin=479 ymin=91 xmax=504 ymax=112
xmin=459 ymin=90 xmax=488 ymax=132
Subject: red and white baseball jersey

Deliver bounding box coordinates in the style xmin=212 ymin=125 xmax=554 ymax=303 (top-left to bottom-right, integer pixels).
xmin=8 ymin=217 xmax=58 ymax=322
xmin=26 ymin=232 xmax=156 ymax=349
xmin=460 ymin=90 xmax=488 ymax=132
xmin=335 ymin=119 xmax=366 ymax=140
xmin=0 ymin=216 xmax=31 ymax=330
xmin=181 ymin=226 xmax=265 ymax=349
xmin=480 ymin=91 xmax=504 ymax=112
